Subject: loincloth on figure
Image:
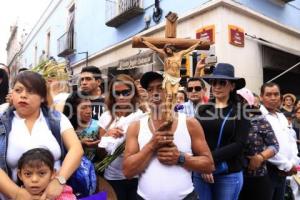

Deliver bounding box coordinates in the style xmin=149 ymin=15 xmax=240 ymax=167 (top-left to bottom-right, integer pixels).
xmin=162 ymin=73 xmax=181 ymax=89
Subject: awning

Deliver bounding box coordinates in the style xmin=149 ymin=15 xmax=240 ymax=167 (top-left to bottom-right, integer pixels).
xmin=245 ymin=33 xmax=300 ymax=57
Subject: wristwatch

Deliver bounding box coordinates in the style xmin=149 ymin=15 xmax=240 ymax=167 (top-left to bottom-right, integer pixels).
xmin=177 ymin=151 xmax=185 ymax=165
xmin=55 ymin=176 xmax=66 ymax=185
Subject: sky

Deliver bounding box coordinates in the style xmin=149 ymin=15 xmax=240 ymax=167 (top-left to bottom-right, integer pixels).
xmin=0 ymin=0 xmax=50 ymax=64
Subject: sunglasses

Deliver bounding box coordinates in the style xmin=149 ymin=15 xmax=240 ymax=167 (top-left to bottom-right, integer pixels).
xmin=187 ymin=86 xmax=202 ymax=92
xmin=114 ymin=89 xmax=132 ymax=97
xmin=210 ymin=79 xmax=229 ymax=87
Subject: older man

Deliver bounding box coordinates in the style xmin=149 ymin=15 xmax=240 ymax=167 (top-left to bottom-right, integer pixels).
xmin=260 ymin=82 xmax=299 ymax=200
xmin=123 ymin=71 xmax=214 ymax=200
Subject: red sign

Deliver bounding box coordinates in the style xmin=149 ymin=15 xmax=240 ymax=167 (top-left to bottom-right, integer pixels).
xmin=228 ymin=25 xmax=244 ymax=47
xmin=196 ymin=25 xmax=215 ymax=44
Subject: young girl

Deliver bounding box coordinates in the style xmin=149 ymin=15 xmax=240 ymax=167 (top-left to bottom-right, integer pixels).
xmin=17 ymin=148 xmax=76 ymax=200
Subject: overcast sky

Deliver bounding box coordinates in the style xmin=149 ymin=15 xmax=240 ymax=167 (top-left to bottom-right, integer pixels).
xmin=0 ymin=0 xmax=50 ymax=64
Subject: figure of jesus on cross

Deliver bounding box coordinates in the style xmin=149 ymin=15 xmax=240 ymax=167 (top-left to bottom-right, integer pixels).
xmin=141 ymin=38 xmax=201 ymax=125
xmin=132 ymin=11 xmax=210 ymax=129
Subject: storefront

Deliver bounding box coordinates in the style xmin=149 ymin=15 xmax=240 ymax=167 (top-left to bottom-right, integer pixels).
xmin=261 ymin=45 xmax=300 ymax=97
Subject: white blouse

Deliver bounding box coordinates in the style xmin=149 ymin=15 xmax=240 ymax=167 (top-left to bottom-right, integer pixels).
xmin=260 ymin=105 xmax=299 ymax=171
xmin=7 ymin=109 xmax=73 ymax=182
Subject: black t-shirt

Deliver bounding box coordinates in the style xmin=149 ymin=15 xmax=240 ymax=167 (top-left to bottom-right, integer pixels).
xmin=197 ymin=104 xmax=250 ymax=173
xmin=90 ymin=97 xmax=105 ymax=120
xmin=63 ymin=92 xmax=105 ymax=125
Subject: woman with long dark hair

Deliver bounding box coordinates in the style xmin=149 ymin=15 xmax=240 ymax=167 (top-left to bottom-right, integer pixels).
xmin=193 ymin=63 xmax=251 ymax=200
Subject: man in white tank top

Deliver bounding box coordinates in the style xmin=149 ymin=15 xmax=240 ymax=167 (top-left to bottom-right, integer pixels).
xmin=123 ymin=71 xmax=214 ymax=200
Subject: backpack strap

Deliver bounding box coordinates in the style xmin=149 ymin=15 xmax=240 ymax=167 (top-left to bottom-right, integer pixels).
xmin=42 ymin=106 xmax=66 ymax=163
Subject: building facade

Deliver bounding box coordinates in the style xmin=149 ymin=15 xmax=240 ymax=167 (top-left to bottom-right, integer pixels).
xmin=12 ymin=0 xmax=300 ymax=94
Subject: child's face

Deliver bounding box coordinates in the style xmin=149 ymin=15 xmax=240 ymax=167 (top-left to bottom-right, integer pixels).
xmin=77 ymin=99 xmax=92 ymax=124
xmin=18 ymin=163 xmax=55 ymax=195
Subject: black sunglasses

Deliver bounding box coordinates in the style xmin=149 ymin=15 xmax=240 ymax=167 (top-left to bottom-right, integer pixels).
xmin=114 ymin=89 xmax=132 ymax=97
xmin=210 ymin=79 xmax=229 ymax=87
xmin=187 ymin=86 xmax=202 ymax=92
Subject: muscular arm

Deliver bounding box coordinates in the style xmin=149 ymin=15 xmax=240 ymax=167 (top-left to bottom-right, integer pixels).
xmin=123 ymin=121 xmax=155 ymax=179
xmin=184 ymin=118 xmax=215 ymax=173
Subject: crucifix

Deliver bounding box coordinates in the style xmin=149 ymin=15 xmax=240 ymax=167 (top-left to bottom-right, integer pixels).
xmin=132 ymin=12 xmax=210 ymax=130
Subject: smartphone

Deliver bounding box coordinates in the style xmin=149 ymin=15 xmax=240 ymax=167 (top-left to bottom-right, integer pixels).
xmin=205 ymin=56 xmax=217 ymax=64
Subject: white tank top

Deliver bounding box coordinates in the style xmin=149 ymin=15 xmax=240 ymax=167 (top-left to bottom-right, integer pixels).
xmin=137 ymin=113 xmax=194 ymax=200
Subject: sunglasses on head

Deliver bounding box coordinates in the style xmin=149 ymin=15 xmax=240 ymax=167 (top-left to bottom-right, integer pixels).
xmin=187 ymin=86 xmax=202 ymax=92
xmin=114 ymin=89 xmax=132 ymax=97
xmin=210 ymin=79 xmax=229 ymax=87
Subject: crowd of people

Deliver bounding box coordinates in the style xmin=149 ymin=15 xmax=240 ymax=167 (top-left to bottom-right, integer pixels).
xmin=0 ymin=60 xmax=299 ymax=200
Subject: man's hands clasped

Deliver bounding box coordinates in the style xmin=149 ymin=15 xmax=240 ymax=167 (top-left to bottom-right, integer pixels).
xmin=149 ymin=131 xmax=181 ymax=166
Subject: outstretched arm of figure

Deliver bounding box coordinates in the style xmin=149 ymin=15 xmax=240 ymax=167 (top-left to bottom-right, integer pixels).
xmin=179 ymin=41 xmax=200 ymax=57
xmin=141 ymin=38 xmax=166 ymax=56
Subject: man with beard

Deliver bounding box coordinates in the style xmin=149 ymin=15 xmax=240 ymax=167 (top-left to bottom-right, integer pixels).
xmin=123 ymin=71 xmax=214 ymax=200
xmin=260 ymin=82 xmax=299 ymax=200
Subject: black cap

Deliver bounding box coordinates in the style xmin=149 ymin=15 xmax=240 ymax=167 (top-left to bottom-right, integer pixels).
xmin=140 ymin=71 xmax=163 ymax=89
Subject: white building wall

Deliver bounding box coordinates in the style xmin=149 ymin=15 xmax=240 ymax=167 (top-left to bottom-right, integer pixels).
xmin=73 ymin=2 xmax=300 ymax=95
xmin=216 ymin=5 xmax=300 ymax=93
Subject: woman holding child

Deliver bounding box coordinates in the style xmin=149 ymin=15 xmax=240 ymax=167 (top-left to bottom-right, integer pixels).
xmin=0 ymin=71 xmax=83 ymax=199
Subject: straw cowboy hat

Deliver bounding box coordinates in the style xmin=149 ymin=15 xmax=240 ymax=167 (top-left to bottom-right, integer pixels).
xmin=202 ymin=63 xmax=245 ymax=90
xmin=282 ymin=93 xmax=296 ymax=103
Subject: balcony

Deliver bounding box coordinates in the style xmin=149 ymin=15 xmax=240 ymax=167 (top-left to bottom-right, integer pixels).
xmin=105 ymin=0 xmax=144 ymax=27
xmin=57 ymin=31 xmax=75 ymax=57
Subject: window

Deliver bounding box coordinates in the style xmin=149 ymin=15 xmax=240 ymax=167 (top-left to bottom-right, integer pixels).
xmin=57 ymin=3 xmax=76 ymax=57
xmin=67 ymin=4 xmax=75 ymax=50
xmin=46 ymin=31 xmax=51 ymax=57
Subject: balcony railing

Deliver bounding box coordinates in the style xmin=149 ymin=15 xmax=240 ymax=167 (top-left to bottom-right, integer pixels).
xmin=105 ymin=0 xmax=144 ymax=27
xmin=57 ymin=31 xmax=75 ymax=57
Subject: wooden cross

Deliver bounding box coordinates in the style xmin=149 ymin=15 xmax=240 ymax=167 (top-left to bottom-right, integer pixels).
xmin=132 ymin=12 xmax=210 ymax=50
xmin=132 ymin=11 xmax=210 ymax=129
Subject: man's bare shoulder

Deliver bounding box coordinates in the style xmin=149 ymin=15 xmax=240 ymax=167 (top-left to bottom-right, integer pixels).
xmin=186 ymin=117 xmax=200 ymax=127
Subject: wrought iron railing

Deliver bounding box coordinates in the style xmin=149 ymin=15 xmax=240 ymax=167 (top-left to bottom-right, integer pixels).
xmin=57 ymin=31 xmax=75 ymax=57
xmin=105 ymin=0 xmax=144 ymax=27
